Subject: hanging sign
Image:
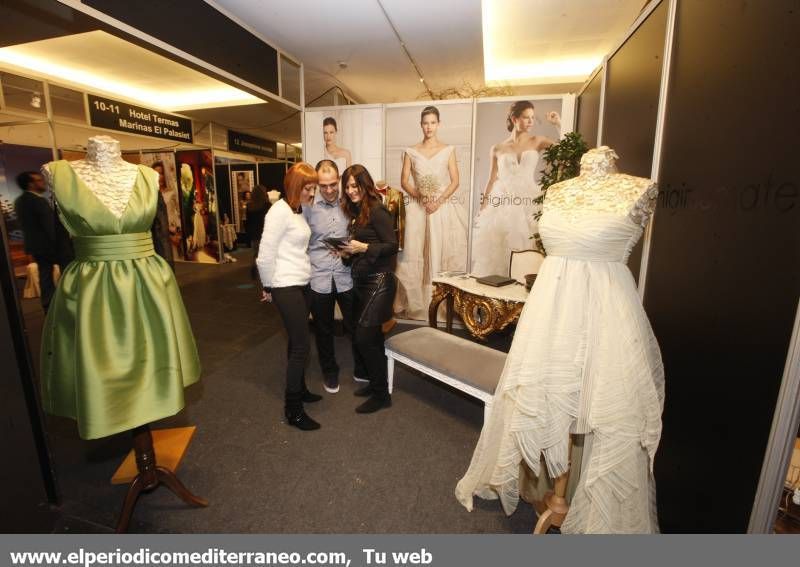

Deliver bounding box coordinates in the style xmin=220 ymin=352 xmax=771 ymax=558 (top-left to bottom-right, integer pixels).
xmin=227 ymin=130 xmax=277 ymax=158
xmin=87 ymin=95 xmax=194 ymax=143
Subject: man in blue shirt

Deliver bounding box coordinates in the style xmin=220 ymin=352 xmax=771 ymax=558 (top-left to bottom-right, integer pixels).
xmin=305 ymin=160 xmax=368 ymax=393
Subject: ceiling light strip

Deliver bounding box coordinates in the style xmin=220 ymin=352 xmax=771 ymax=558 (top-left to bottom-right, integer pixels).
xmin=375 ymin=0 xmax=434 ymax=99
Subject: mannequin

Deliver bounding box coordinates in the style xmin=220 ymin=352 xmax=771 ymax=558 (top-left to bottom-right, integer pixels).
xmin=267 ymin=188 xmax=281 ymax=204
xmin=43 ymin=136 xmax=137 ymax=214
xmin=544 ymin=146 xmax=658 ymax=227
xmin=41 ymin=135 xmax=205 ymax=532
xmin=456 ymin=146 xmax=664 ymax=534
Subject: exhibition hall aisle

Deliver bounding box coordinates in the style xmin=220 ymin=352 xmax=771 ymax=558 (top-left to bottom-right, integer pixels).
xmin=23 ymin=255 xmax=533 ymax=533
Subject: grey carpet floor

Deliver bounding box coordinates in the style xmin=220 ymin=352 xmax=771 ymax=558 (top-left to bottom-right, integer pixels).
xmin=24 ymin=253 xmax=536 ymax=533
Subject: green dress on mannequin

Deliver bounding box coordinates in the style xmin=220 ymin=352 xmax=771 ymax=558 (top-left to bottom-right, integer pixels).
xmin=41 ymin=159 xmax=201 ymax=440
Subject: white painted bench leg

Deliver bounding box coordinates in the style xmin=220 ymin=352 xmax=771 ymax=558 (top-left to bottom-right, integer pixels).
xmin=483 ymin=400 xmax=493 ymax=423
xmin=387 ymin=353 xmax=395 ymax=394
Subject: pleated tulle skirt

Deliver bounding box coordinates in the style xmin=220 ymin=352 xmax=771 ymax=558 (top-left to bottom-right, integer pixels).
xmin=455 ymin=254 xmax=664 ymax=533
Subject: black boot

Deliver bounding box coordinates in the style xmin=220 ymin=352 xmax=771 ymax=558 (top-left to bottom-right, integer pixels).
xmin=355 ymin=393 xmax=392 ymax=414
xmin=285 ymin=396 xmax=320 ymax=430
xmin=354 ymin=384 xmax=373 ymax=397
xmin=302 ymin=390 xmax=323 ymax=403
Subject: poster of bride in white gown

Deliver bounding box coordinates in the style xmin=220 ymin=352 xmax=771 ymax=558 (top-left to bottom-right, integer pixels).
xmin=385 ymin=100 xmax=472 ymax=320
xmin=470 ymin=96 xmax=574 ymax=276
xmin=303 ymin=105 xmax=383 ymax=182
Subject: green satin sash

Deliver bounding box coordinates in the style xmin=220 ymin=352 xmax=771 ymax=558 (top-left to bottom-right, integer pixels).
xmin=73 ymin=232 xmax=154 ymax=261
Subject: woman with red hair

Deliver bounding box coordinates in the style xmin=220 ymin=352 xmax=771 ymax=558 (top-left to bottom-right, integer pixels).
xmin=257 ymin=162 xmax=323 ymax=430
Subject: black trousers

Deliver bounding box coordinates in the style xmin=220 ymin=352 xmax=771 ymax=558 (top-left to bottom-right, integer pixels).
xmin=309 ymin=279 xmax=367 ymax=380
xmin=34 ymin=254 xmax=56 ymax=313
xmin=353 ymin=274 xmax=397 ymax=397
xmin=271 ymin=285 xmax=311 ymax=407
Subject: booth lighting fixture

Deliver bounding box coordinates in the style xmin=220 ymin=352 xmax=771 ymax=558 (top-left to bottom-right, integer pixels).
xmin=0 ymin=49 xmax=262 ymax=111
xmin=481 ymin=0 xmax=601 ymax=84
xmin=30 ymin=92 xmax=42 ymax=109
xmin=484 ymin=57 xmax=601 ymax=85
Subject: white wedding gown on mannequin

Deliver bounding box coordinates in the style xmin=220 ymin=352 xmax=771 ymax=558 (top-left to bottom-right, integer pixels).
xmin=472 ymin=150 xmax=542 ymax=276
xmin=456 ymin=148 xmax=665 ymax=533
xmin=396 ymin=145 xmax=468 ymax=319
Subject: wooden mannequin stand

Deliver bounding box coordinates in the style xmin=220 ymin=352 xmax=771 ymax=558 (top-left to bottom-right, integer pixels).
xmin=532 ymin=436 xmax=573 ymax=535
xmin=115 ymin=424 xmax=208 ymax=533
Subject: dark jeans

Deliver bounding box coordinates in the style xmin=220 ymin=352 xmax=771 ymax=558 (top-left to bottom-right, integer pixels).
xmin=353 ymin=274 xmax=396 ymax=397
xmin=250 ymin=237 xmax=261 ymax=279
xmin=354 ymin=325 xmax=388 ymax=396
xmin=34 ymin=254 xmax=56 ymax=313
xmin=309 ymin=279 xmax=367 ymax=380
xmin=271 ymin=286 xmax=311 ymax=407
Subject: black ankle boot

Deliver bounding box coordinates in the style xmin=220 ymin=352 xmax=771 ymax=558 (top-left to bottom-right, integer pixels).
xmin=285 ymin=408 xmax=321 ymax=430
xmin=355 ymin=393 xmax=392 ymax=414
xmin=354 ymin=384 xmax=373 ymax=397
xmin=302 ymin=390 xmax=323 ymax=403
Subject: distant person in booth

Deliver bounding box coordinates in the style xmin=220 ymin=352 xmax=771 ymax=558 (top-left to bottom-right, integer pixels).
xmin=256 ymin=162 xmax=323 ymax=431
xmin=149 ymin=161 xmax=175 ymax=269
xmin=339 ymin=165 xmax=398 ymax=414
xmin=14 ymin=171 xmax=72 ymax=312
xmin=304 ymin=159 xmax=368 ymax=395
xmin=246 ymin=184 xmax=270 ymax=279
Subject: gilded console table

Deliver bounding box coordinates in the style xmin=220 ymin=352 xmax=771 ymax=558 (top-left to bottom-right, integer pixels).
xmin=428 ymin=275 xmax=529 ymax=340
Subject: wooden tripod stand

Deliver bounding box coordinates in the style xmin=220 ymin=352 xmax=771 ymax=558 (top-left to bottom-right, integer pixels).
xmin=115 ymin=424 xmax=208 ymax=533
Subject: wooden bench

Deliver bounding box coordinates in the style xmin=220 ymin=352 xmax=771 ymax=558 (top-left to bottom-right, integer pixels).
xmin=384 ymin=327 xmax=507 ymax=422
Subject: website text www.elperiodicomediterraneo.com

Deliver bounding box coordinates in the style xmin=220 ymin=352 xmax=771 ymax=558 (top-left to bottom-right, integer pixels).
xmin=8 ymin=547 xmax=435 ymax=567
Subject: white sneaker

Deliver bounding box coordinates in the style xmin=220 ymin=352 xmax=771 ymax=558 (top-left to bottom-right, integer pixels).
xmin=353 ymin=375 xmax=369 ymax=384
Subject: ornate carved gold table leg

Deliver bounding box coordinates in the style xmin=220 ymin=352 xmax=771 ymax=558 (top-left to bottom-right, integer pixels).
xmin=428 ymin=283 xmax=451 ymax=329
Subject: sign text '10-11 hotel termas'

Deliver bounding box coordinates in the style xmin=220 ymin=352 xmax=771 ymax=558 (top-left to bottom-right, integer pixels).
xmin=88 ymin=95 xmax=194 ymax=144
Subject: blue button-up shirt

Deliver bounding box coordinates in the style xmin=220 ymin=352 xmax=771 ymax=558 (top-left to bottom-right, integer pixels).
xmin=303 ymin=191 xmax=353 ymax=294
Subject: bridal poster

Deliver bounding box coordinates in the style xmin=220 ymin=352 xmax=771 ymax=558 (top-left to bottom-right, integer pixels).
xmin=303 ymin=105 xmax=383 ymax=182
xmin=470 ymin=96 xmax=573 ymax=276
xmin=385 ymin=100 xmax=473 ymax=321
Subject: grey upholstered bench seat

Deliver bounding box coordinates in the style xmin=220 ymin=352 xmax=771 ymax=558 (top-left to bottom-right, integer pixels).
xmin=384 ymin=327 xmax=507 ymax=421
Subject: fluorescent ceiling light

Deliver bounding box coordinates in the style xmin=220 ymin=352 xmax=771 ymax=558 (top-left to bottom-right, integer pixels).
xmin=0 ymin=31 xmax=263 ymax=111
xmin=484 ymin=56 xmax=601 ymax=85
xmin=481 ymin=0 xmax=642 ymax=85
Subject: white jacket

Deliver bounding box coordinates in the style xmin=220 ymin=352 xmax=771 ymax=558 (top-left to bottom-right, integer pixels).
xmin=256 ymin=199 xmax=311 ymax=289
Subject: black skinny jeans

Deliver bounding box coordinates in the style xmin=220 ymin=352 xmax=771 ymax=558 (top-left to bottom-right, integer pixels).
xmin=271 ymin=285 xmax=311 ymax=406
xmin=354 ymin=325 xmax=387 ymax=395
xmin=309 ymin=279 xmax=367 ymax=380
xmin=352 ymin=274 xmax=396 ymax=397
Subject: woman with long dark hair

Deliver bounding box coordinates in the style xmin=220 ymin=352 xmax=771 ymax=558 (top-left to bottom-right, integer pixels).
xmin=340 ymin=165 xmax=398 ymax=413
xmin=256 ymin=162 xmax=323 ymax=430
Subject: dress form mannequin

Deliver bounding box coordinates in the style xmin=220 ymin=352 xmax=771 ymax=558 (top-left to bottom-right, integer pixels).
xmin=544 ymin=146 xmax=658 ymax=227
xmin=43 ymin=135 xmax=139 ymax=215
xmin=41 ymin=135 xmax=206 ymax=531
xmin=456 ymin=146 xmax=664 ymax=534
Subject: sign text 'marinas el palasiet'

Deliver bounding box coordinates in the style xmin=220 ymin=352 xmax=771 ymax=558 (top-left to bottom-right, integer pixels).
xmin=88 ymin=95 xmax=194 ymax=143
